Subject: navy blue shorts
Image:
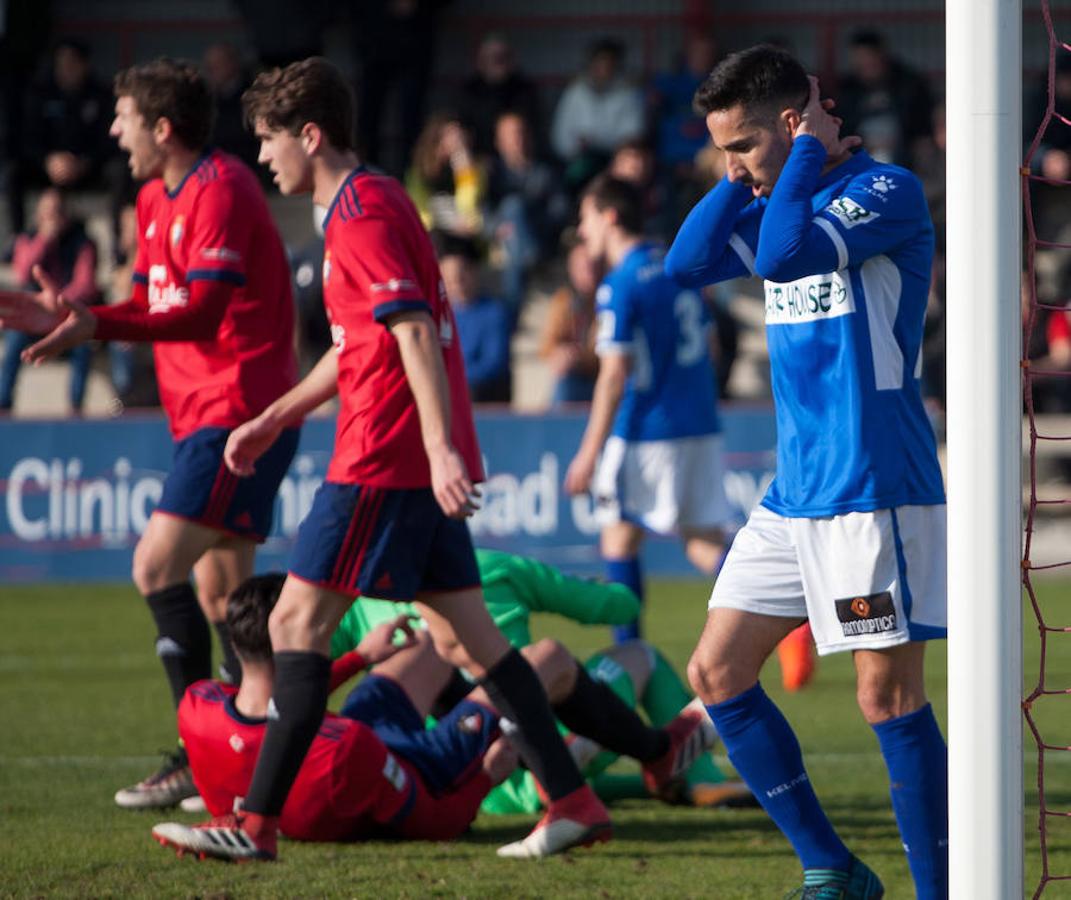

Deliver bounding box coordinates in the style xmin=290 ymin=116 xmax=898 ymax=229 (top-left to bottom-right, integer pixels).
xmin=339 ymin=674 xmax=498 ymax=793
xmin=288 ymin=482 xmax=480 ymax=598
xmin=156 ymin=426 xmax=300 ymax=541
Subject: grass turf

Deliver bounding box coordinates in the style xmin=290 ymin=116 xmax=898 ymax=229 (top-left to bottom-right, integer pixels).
xmin=0 ymin=578 xmax=1065 ymax=898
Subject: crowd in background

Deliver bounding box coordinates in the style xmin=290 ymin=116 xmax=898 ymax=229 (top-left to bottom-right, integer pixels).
xmin=0 ymin=2 xmax=1064 ymax=422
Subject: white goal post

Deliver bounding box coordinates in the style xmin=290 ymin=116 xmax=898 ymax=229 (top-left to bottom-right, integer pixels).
xmin=945 ymin=0 xmax=1024 ymax=897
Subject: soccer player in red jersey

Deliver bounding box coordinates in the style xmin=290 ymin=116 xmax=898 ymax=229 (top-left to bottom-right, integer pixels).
xmin=153 ymin=575 xmax=516 ymax=851
xmin=150 ymin=57 xmax=610 ymax=862
xmin=0 ymin=60 xmax=300 ymax=809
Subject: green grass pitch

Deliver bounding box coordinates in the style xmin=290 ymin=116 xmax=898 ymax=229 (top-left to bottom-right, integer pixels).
xmin=0 ymin=578 xmax=1066 ymax=898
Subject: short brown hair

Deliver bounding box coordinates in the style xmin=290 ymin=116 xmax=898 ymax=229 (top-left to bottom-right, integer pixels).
xmin=693 ymin=44 xmax=809 ymax=121
xmin=242 ymin=57 xmax=354 ymax=151
xmin=583 ymin=174 xmax=645 ymax=236
xmin=114 ymin=58 xmax=214 ymax=151
xmin=226 ymin=573 xmax=287 ymax=663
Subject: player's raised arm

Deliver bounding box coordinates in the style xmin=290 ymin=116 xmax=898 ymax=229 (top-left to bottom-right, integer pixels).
xmin=665 ymin=177 xmax=758 ymax=286
xmin=389 ymin=309 xmax=479 ymax=520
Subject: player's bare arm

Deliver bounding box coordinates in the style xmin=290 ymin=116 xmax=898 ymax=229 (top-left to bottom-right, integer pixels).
xmin=564 ymin=352 xmax=629 ymax=495
xmin=390 ymin=309 xmax=480 ymax=520
xmin=356 ymin=615 xmax=419 ymax=666
xmin=224 ymin=348 xmax=338 ymax=476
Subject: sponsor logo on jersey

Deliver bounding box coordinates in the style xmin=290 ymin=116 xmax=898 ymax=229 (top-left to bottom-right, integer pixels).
xmin=170 ymin=215 xmax=185 ymax=247
xmin=370 ymin=278 xmax=417 ymax=293
xmin=229 ymin=734 xmax=246 ymax=753
xmin=330 ymin=322 xmax=346 ymax=352
xmin=764 ymin=271 xmax=855 ymax=325
xmin=834 ymin=590 xmax=897 ymax=637
xmin=825 ymin=196 xmax=879 ymax=229
xmin=145 ymin=221 xmax=157 ymax=240
xmin=200 ymin=247 xmax=242 ymax=263
xmin=382 ymin=752 xmax=408 ymax=793
xmin=148 ymin=264 xmax=190 ymax=312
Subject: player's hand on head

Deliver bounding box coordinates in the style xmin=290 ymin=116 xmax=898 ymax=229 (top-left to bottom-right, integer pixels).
xmin=358 ymin=614 xmax=419 ymax=665
xmin=428 ymin=444 xmax=481 ymax=520
xmin=795 ymin=76 xmax=862 ymax=158
xmin=20 ymin=295 xmax=95 ymax=365
xmin=224 ymin=415 xmax=281 ymax=477
xmin=0 ymin=265 xmax=70 ymax=335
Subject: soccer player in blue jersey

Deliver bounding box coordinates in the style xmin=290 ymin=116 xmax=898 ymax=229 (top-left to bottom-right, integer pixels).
xmin=564 ymin=175 xmax=732 ymax=643
xmin=666 ymin=45 xmax=947 ymax=899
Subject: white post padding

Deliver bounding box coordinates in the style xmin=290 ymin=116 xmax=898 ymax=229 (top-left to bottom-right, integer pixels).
xmin=946 ymin=0 xmax=1024 ymax=897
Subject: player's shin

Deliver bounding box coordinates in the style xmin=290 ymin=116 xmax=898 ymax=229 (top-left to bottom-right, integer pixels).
xmin=479 ymin=648 xmax=586 ymax=802
xmin=146 ymin=583 xmax=213 ymax=707
xmin=706 ymin=682 xmax=852 ymax=871
xmin=872 ymin=704 xmax=948 ymax=900
xmin=242 ymin=651 xmax=331 ymax=816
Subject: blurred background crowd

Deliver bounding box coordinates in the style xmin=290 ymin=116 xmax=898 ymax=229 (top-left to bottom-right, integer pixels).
xmin=0 ymin=0 xmax=1064 ymax=427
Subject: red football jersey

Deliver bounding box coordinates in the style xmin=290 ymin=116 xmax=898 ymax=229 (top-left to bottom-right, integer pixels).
xmin=179 ymin=680 xmax=489 ymax=842
xmin=132 ymin=149 xmax=297 ymax=439
xmin=321 ymin=168 xmax=484 ymax=487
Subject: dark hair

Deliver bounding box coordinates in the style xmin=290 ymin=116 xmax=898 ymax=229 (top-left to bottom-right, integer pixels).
xmin=226 ymin=573 xmax=287 ymax=663
xmin=242 ymin=57 xmax=354 ymax=151
xmin=433 ymin=231 xmax=481 ymax=264
xmin=54 ymin=37 xmax=91 ymax=61
xmin=850 ymin=30 xmax=887 ymax=51
xmin=693 ymin=44 xmax=809 ymax=120
xmin=589 ymin=38 xmax=625 ymax=64
xmin=583 ymin=174 xmax=644 ymax=236
xmin=114 ymin=58 xmax=215 ymax=151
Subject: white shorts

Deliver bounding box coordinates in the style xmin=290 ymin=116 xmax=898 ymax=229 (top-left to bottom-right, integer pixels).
xmin=592 ymin=434 xmax=733 ymax=535
xmin=709 ymin=504 xmax=947 ymax=656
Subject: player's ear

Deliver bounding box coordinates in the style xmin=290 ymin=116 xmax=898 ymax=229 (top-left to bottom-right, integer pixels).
xmin=300 ymin=122 xmax=322 ymax=157
xmin=780 ymin=106 xmax=801 ymax=137
xmin=152 ymin=115 xmax=173 ymax=147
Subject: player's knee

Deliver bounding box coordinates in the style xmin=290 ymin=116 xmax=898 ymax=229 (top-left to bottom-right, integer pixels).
xmin=267 ymin=596 xmax=320 ymax=652
xmin=687 ymin=650 xmax=738 ymax=705
xmin=431 ymin=634 xmax=473 ymax=672
xmin=132 ymin=538 xmax=169 ymax=595
xmin=855 ymin=675 xmax=926 ymax=725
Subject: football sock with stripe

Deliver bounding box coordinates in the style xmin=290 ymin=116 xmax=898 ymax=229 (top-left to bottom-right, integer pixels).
xmin=706 ymin=682 xmax=852 ymax=870
xmin=606 ymin=557 xmax=644 ymax=643
xmin=212 ymin=620 xmax=242 ymax=686
xmin=480 ymin=648 xmax=585 ymax=802
xmin=553 ymin=664 xmax=669 ymax=763
xmin=642 ymin=647 xmax=727 ymax=785
xmin=146 ymin=582 xmax=212 ymax=708
xmin=872 ymin=703 xmax=948 ymax=899
xmin=243 ymin=651 xmax=331 ymax=816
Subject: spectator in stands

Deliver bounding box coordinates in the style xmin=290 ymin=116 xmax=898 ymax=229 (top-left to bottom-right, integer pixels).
xmin=1 ymin=188 xmax=98 ymax=414
xmin=485 ymin=110 xmax=570 ymax=316
xmin=1025 ymin=55 xmax=1071 ymax=247
xmin=458 ymin=34 xmax=542 ymax=159
xmin=351 ymin=0 xmax=448 ymax=176
xmin=202 ymin=43 xmax=259 ymax=173
xmin=836 ymin=30 xmax=935 ymax=168
xmin=608 ymin=139 xmax=670 ymax=242
xmin=551 ymin=39 xmax=645 ymax=192
xmin=539 ymin=243 xmax=601 ymax=406
xmin=234 ymin=0 xmax=331 ymax=68
xmin=438 ymin=235 xmax=512 ymax=404
xmin=406 ymin=113 xmax=485 ymax=237
xmin=648 ymin=33 xmax=718 ymax=173
xmin=14 ymin=39 xmax=118 ymax=244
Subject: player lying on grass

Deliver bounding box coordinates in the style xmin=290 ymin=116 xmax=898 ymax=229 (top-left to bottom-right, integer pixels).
xmin=152 ymin=573 xmax=712 ymax=855
xmin=331 ymin=548 xmax=753 ymax=814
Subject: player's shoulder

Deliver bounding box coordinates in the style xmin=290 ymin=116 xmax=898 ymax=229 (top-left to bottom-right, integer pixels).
xmin=191 ymin=151 xmax=262 ymax=203
xmin=841 ymin=157 xmax=926 ymax=210
xmin=181 ymin=679 xmax=235 ymax=712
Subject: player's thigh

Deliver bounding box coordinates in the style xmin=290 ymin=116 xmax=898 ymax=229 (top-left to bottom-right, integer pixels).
xmin=689 ymin=607 xmax=801 ymax=703
xmin=192 ymin=538 xmax=256 ymax=621
xmin=355 ymin=633 xmax=453 ymax=721
xmin=852 ymin=640 xmax=929 ymax=724
xmin=792 ymin=505 xmax=946 ymax=658
xmin=601 ymin=520 xmax=644 ymax=558
xmin=132 ymin=511 xmax=228 ymax=592
xmin=415 ymin=588 xmax=511 ymax=678
xmin=269 ymin=575 xmax=354 ymax=654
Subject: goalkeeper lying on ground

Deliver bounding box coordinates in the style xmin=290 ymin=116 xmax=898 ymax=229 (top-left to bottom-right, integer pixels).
xmin=330 ymin=549 xmax=754 ymax=813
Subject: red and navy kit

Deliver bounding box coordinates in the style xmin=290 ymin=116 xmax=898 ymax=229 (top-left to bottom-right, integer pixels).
xmin=94 ymin=150 xmax=299 ymax=538
xmin=289 ymin=168 xmax=483 ymax=596
xmin=179 ymin=680 xmax=491 ymax=842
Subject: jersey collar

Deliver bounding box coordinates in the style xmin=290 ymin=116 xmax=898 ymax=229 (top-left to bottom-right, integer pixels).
xmin=815 ymin=148 xmax=874 ymax=190
xmin=165 ymin=148 xmax=213 ymax=200
xmin=322 ymin=166 xmax=368 ymax=229
xmin=224 ymin=695 xmax=267 ymax=726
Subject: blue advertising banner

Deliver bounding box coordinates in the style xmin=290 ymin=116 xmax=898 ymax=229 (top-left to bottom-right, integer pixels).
xmin=0 ymin=408 xmax=776 ymax=583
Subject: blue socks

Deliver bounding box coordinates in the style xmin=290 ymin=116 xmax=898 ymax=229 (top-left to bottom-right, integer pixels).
xmin=872 ymin=704 xmax=948 ymax=900
xmin=706 ymin=683 xmax=852 ymax=871
xmin=606 ymin=556 xmax=643 ymax=643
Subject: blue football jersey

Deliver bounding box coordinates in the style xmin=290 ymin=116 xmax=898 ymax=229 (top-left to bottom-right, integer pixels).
xmin=666 ymin=139 xmax=945 ymax=517
xmin=595 ymin=241 xmax=720 ymax=441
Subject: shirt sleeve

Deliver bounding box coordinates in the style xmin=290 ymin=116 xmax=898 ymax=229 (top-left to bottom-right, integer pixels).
xmin=131 ymin=193 xmax=151 ymax=294
xmin=508 ymin=554 xmax=642 ymax=625
xmin=184 ymin=180 xmax=251 ymax=287
xmin=341 ymin=216 xmax=430 ymax=325
xmin=756 ymin=136 xmax=931 ymax=281
xmin=594 ymin=274 xmax=635 ymax=357
xmin=93 ymin=279 xmax=232 ymax=342
xmin=665 ymin=177 xmax=762 ymax=287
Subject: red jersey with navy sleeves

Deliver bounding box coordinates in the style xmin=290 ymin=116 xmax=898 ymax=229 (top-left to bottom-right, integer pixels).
xmin=125 ymin=150 xmax=296 ymax=439
xmin=320 ymin=168 xmax=484 ymax=487
xmin=178 ymin=680 xmax=490 ymax=842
